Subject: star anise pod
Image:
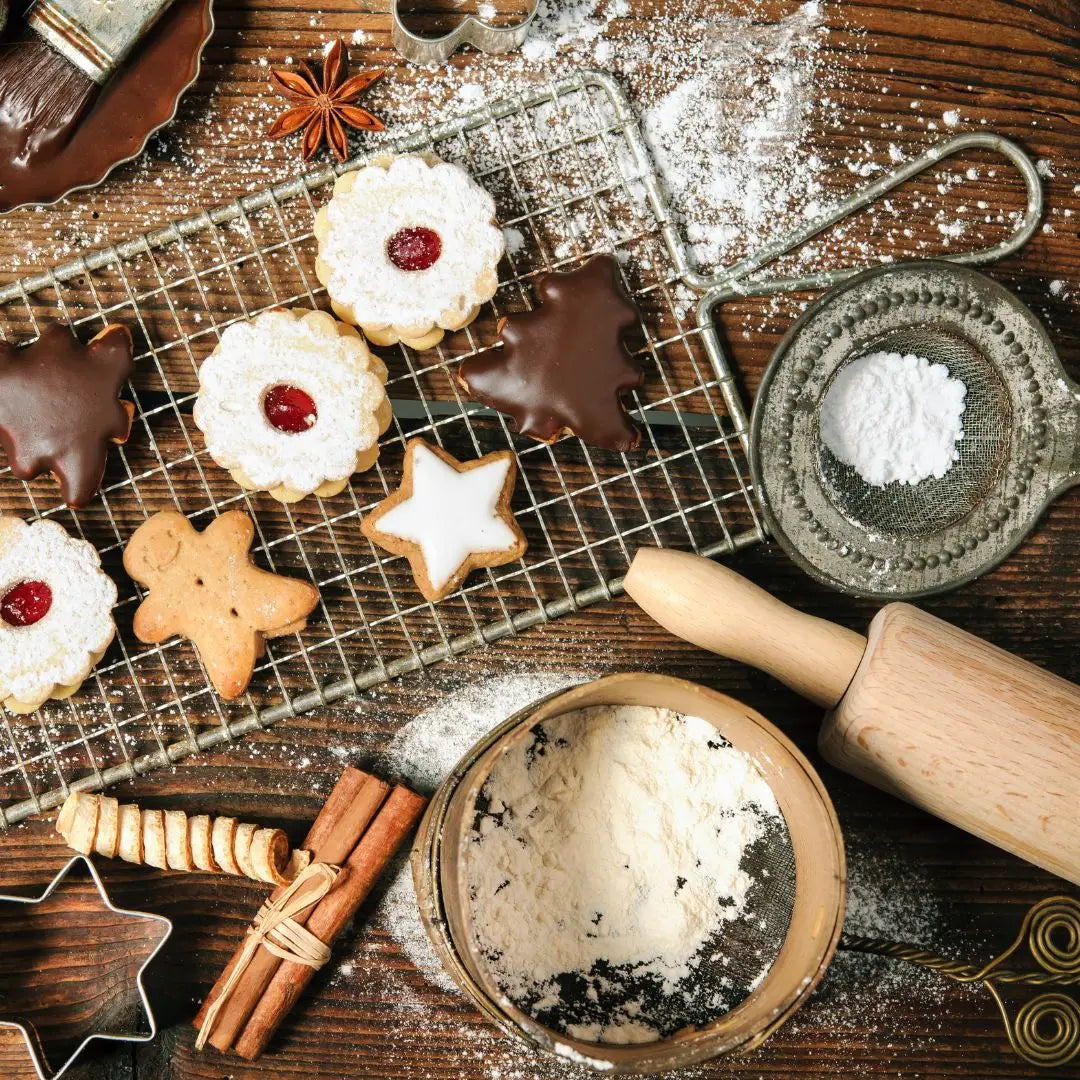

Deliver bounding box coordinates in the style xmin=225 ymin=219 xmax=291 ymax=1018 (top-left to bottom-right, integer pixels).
xmin=268 ymin=39 xmax=385 ymax=162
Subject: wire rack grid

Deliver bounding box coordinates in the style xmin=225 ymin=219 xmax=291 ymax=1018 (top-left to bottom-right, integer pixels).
xmin=0 ymin=69 xmax=764 ymax=825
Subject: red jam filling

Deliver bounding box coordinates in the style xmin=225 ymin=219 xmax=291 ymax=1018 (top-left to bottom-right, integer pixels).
xmin=1 ymin=580 xmax=53 ymax=627
xmin=263 ymin=384 xmax=317 ymax=434
xmin=386 ymin=227 xmax=442 ymax=272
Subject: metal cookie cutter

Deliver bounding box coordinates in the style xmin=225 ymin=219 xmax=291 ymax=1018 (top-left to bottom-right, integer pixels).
xmin=0 ymin=855 xmax=172 ymax=1080
xmin=391 ymin=0 xmax=538 ymax=65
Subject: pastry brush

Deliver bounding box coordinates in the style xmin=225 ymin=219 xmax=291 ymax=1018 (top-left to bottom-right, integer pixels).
xmin=0 ymin=0 xmax=177 ymax=166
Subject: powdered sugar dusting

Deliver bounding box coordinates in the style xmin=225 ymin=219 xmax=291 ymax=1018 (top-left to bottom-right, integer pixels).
xmin=318 ymin=155 xmax=504 ymax=336
xmin=193 ymin=307 xmax=388 ymax=495
xmin=374 ymin=0 xmax=833 ymax=282
xmin=7 ymin=0 xmax=1055 ymax=322
xmin=640 ymin=2 xmax=826 ymax=267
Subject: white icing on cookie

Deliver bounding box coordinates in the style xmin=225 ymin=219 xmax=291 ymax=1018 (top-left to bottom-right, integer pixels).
xmin=0 ymin=517 xmax=116 ymax=707
xmin=193 ymin=308 xmax=389 ymax=497
xmin=376 ymin=444 xmax=520 ymax=593
xmin=316 ymin=155 xmax=504 ymax=339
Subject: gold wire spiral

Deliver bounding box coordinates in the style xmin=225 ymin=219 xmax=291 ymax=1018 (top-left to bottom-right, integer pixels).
xmin=1005 ymin=993 xmax=1080 ymax=1068
xmin=1028 ymin=900 xmax=1080 ymax=977
xmin=840 ymin=896 xmax=1080 ymax=1070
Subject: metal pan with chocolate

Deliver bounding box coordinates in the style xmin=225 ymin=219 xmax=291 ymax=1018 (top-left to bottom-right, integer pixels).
xmin=0 ymin=0 xmax=213 ymax=212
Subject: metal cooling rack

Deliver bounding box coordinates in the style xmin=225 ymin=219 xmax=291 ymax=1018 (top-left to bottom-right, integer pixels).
xmin=0 ymin=69 xmax=764 ymax=825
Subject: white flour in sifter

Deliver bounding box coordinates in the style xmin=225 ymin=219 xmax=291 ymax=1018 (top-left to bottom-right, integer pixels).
xmin=465 ymin=704 xmax=785 ymax=1044
xmin=819 ymin=351 xmax=967 ymax=486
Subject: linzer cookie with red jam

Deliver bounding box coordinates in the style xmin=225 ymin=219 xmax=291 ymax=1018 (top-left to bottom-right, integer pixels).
xmin=314 ymin=154 xmax=504 ymax=350
xmin=192 ymin=308 xmax=391 ymax=503
xmin=0 ymin=516 xmax=117 ymax=714
xmin=459 ymin=254 xmax=644 ymax=452
xmin=0 ymin=323 xmax=135 ymax=506
xmin=361 ymin=439 xmax=527 ymax=602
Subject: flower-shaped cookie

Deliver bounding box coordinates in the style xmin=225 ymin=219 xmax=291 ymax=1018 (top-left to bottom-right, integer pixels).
xmin=314 ymin=154 xmax=504 ymax=350
xmin=193 ymin=308 xmax=391 ymax=503
xmin=0 ymin=516 xmax=116 ymax=713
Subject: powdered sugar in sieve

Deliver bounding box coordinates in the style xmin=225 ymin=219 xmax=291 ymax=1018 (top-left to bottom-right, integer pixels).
xmin=819 ymin=351 xmax=967 ymax=487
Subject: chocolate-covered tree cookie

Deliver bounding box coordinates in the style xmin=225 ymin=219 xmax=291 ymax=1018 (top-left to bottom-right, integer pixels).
xmin=458 ymin=254 xmax=644 ymax=452
xmin=0 ymin=323 xmax=135 ymax=506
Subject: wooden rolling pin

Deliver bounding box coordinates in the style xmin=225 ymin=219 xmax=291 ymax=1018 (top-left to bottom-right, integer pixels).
xmin=624 ymin=547 xmax=1080 ymax=886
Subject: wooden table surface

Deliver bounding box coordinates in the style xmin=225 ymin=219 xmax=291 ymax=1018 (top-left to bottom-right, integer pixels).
xmin=0 ymin=0 xmax=1079 ymax=1078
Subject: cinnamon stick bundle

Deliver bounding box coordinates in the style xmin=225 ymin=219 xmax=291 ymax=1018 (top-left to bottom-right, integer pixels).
xmin=234 ymin=784 xmax=427 ymax=1060
xmin=195 ymin=765 xmax=389 ymax=1052
xmin=195 ymin=767 xmax=426 ymax=1059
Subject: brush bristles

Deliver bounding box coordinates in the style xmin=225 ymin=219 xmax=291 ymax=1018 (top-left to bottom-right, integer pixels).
xmin=0 ymin=39 xmax=96 ymax=165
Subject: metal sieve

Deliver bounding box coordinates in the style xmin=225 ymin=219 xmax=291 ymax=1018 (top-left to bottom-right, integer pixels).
xmin=749 ymin=260 xmax=1072 ymax=597
xmin=682 ymin=130 xmax=1048 ymax=599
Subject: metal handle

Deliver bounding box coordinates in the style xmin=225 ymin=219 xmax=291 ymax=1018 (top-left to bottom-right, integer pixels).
xmin=678 ymin=132 xmax=1043 ymax=300
xmin=841 ymin=896 xmax=1080 ymax=1070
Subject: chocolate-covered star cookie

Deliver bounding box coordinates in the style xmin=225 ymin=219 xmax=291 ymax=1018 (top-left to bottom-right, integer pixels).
xmin=458 ymin=254 xmax=644 ymax=452
xmin=0 ymin=323 xmax=135 ymax=507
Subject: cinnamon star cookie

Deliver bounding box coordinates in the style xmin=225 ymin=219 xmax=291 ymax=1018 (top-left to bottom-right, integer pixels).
xmin=458 ymin=254 xmax=644 ymax=452
xmin=0 ymin=323 xmax=134 ymax=506
xmin=361 ymin=440 xmax=527 ymax=602
xmin=124 ymin=511 xmax=320 ymax=700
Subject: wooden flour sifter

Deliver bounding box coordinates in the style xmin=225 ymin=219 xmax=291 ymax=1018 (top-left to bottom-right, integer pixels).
xmin=624 ymin=546 xmax=1080 ymax=887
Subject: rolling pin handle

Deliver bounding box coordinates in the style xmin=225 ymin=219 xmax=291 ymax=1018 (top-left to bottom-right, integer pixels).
xmin=623 ymin=547 xmax=867 ymax=709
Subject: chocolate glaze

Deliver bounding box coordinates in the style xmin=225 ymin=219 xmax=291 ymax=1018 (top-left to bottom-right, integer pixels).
xmin=0 ymin=40 xmax=97 ymax=169
xmin=0 ymin=0 xmax=211 ymax=211
xmin=0 ymin=323 xmax=134 ymax=506
xmin=460 ymin=254 xmax=645 ymax=452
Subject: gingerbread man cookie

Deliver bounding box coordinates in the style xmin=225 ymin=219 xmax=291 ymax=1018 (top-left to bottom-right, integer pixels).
xmin=0 ymin=515 xmax=117 ymax=714
xmin=0 ymin=323 xmax=135 ymax=506
xmin=458 ymin=255 xmax=644 ymax=451
xmin=314 ymin=154 xmax=504 ymax=350
xmin=123 ymin=511 xmax=320 ymax=700
xmin=193 ymin=308 xmax=391 ymax=503
xmin=361 ymin=439 xmax=527 ymax=602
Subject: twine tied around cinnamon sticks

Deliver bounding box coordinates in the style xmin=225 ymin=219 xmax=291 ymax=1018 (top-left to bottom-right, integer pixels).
xmin=196 ymin=860 xmax=340 ymax=1050
xmin=195 ymin=766 xmax=428 ymax=1059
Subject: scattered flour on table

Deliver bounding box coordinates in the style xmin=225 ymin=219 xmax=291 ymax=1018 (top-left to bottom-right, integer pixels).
xmin=466 ymin=704 xmax=782 ymax=1044
xmin=11 ymin=0 xmax=1054 ymax=334
xmin=7 ymin=0 xmax=841 ymax=287
xmin=339 ymin=678 xmax=964 ymax=1077
xmin=819 ymin=351 xmax=967 ymax=486
xmin=371 ymin=671 xmax=587 ymax=991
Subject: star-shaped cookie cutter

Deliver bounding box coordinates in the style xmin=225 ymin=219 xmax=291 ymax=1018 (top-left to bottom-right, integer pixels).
xmin=391 ymin=0 xmax=538 ymax=65
xmin=0 ymin=855 xmax=172 ymax=1080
